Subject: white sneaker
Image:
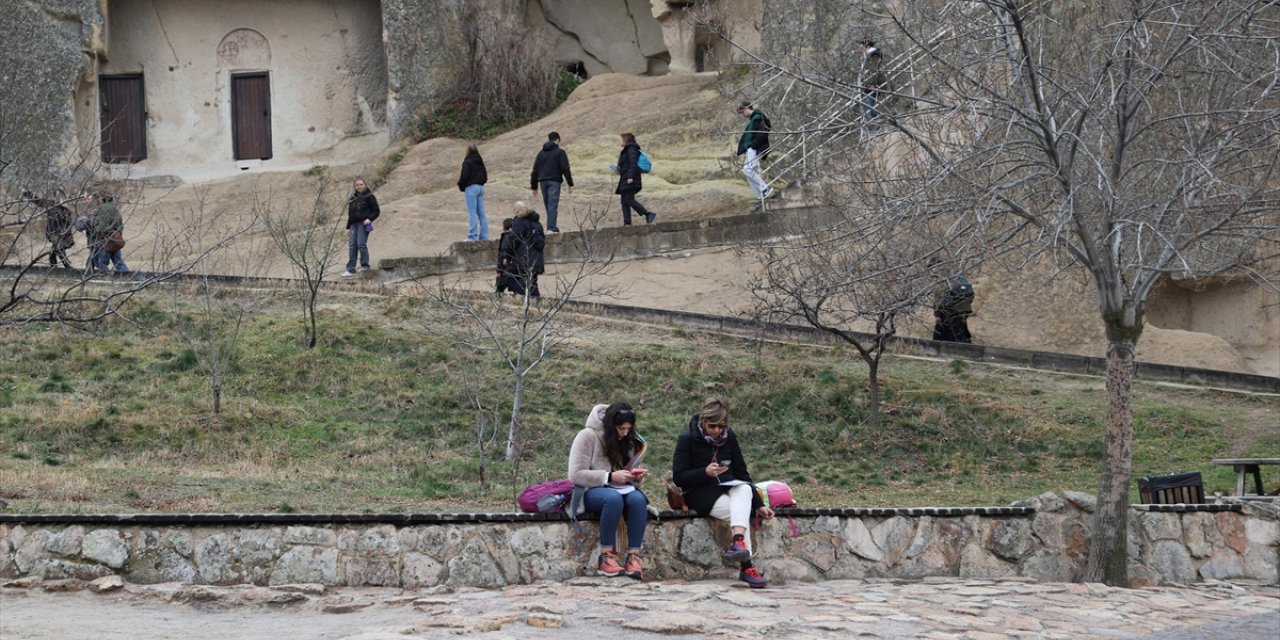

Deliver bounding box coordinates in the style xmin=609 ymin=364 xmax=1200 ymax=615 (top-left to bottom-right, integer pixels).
xmin=762 ymin=187 xmax=775 ymax=199
xmin=340 ymin=270 xmax=356 ymax=277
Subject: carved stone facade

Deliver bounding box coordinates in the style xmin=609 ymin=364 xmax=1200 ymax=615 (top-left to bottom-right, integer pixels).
xmin=8 ymin=1 xmax=751 ymax=178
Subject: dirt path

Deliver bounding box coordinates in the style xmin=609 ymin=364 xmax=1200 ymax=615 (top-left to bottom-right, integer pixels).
xmin=3 ymin=578 xmax=1277 ymax=639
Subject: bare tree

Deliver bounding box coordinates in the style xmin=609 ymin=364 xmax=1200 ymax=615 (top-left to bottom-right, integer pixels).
xmin=161 ymin=186 xmax=268 ymax=414
xmin=428 ymin=207 xmax=621 ymax=462
xmin=748 ymin=209 xmax=978 ymax=426
xmin=260 ymin=175 xmax=347 ymax=349
xmin=699 ymin=0 xmax=1280 ymax=586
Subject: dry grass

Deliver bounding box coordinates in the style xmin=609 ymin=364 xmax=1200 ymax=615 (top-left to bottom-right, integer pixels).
xmin=0 ymin=284 xmax=1275 ymax=514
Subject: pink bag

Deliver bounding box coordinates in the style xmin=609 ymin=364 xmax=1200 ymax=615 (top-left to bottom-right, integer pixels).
xmin=517 ymin=479 xmax=574 ymax=514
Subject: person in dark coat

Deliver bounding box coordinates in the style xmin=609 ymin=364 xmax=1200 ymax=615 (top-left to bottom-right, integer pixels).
xmin=672 ymin=397 xmax=774 ymax=588
xmin=509 ymin=202 xmax=546 ymax=298
xmin=859 ymin=40 xmax=886 ymax=130
xmin=40 ymin=190 xmax=75 ymax=268
xmin=933 ymin=274 xmax=975 ymax=343
xmin=614 ymin=133 xmax=656 ymax=226
xmin=343 ymin=177 xmax=380 ymax=277
xmin=495 ymin=218 xmax=522 ymax=295
xmin=457 ymin=144 xmax=489 ymax=242
xmin=529 ymin=131 xmax=573 ymax=234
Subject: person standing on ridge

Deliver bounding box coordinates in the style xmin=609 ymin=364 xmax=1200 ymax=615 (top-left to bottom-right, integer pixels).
xmin=614 ymin=133 xmax=656 ymax=226
xmin=736 ymin=101 xmax=774 ymax=205
xmin=342 ymin=177 xmax=380 ymax=277
xmin=458 ymin=144 xmax=489 ymax=242
xmin=530 ymin=131 xmax=573 ymax=234
xmin=858 ymin=40 xmax=886 ymax=131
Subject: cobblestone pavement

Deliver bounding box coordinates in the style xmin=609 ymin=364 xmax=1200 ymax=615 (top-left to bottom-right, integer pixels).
xmin=1 ymin=577 xmax=1277 ymax=639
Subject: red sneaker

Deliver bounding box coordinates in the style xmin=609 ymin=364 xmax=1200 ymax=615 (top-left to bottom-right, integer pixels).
xmin=739 ymin=566 xmax=768 ymax=588
xmin=597 ymin=551 xmax=623 ymax=577
xmin=624 ymin=551 xmax=643 ymax=580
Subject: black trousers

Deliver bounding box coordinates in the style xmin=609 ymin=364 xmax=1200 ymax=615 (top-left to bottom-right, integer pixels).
xmin=619 ymin=191 xmax=651 ymax=226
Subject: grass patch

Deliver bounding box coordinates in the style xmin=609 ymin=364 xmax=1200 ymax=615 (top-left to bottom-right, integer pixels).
xmin=0 ymin=285 xmax=1274 ymax=513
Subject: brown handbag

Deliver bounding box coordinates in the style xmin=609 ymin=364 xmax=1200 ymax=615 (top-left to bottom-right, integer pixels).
xmin=666 ymin=482 xmax=688 ymax=511
xmin=104 ymin=231 xmax=125 ymax=252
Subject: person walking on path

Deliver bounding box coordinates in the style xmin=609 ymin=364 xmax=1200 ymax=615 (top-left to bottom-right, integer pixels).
xmin=509 ymin=202 xmax=546 ymax=298
xmin=457 ymin=144 xmax=489 ymax=242
xmin=530 ymin=131 xmax=573 ymax=234
xmin=858 ymin=40 xmax=886 ymax=131
xmin=736 ymin=101 xmax=774 ymax=204
xmin=672 ymin=397 xmax=774 ymax=588
xmin=92 ymin=193 xmax=129 ymax=273
xmin=568 ymin=402 xmax=652 ymax=580
xmin=614 ymin=133 xmax=656 ymax=226
xmin=39 ymin=190 xmax=75 ymax=269
xmin=73 ymin=193 xmax=100 ymax=271
xmin=342 ymin=177 xmax=380 ymax=277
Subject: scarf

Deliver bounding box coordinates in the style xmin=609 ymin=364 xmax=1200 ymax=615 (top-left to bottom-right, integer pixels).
xmin=699 ymin=423 xmax=727 ymax=448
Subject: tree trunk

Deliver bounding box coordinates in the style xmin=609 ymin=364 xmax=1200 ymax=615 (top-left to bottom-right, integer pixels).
xmin=506 ymin=374 xmax=525 ymax=461
xmin=1084 ymin=335 xmax=1137 ymax=586
xmin=866 ymin=358 xmax=881 ymax=426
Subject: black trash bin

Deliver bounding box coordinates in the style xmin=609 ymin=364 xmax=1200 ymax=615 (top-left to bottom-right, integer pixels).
xmin=1138 ymin=471 xmax=1204 ymax=504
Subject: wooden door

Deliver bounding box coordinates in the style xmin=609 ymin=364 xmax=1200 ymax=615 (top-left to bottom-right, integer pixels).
xmin=232 ymin=73 xmax=272 ymax=160
xmin=99 ymin=75 xmax=147 ymax=163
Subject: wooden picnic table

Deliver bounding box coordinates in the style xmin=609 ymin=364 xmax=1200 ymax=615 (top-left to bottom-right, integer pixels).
xmin=1212 ymin=458 xmax=1280 ymax=497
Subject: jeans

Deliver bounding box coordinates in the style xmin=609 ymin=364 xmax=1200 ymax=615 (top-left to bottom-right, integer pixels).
xmin=619 ymin=191 xmax=651 ymax=226
xmin=346 ymin=223 xmax=370 ymax=272
xmin=464 ymin=184 xmax=488 ymax=241
xmin=94 ymin=248 xmax=129 ymax=272
xmin=539 ymin=180 xmax=561 ymax=231
xmin=583 ymin=487 xmax=648 ymax=550
xmin=741 ymin=148 xmax=769 ymax=199
xmin=861 ymin=92 xmax=879 ymax=129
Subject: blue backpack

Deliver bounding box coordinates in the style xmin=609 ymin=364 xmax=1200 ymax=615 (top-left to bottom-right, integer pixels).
xmin=637 ymin=150 xmax=652 ymax=174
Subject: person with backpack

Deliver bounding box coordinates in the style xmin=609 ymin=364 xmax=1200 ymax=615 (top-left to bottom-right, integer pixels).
xmin=509 ymin=202 xmax=546 ymax=298
xmin=568 ymin=402 xmax=652 ymax=580
xmin=933 ymin=274 xmax=975 ymax=343
xmin=614 ymin=133 xmax=656 ymax=226
xmin=671 ymin=397 xmax=775 ymax=588
xmin=736 ymin=101 xmax=775 ymax=205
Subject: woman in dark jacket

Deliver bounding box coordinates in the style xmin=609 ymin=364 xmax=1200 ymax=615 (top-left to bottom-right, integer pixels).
xmin=509 ymin=202 xmax=545 ymax=298
xmin=672 ymin=397 xmax=774 ymax=588
xmin=343 ymin=177 xmax=380 ymax=277
xmin=457 ymin=144 xmax=489 ymax=242
xmin=614 ymin=133 xmax=655 ymax=226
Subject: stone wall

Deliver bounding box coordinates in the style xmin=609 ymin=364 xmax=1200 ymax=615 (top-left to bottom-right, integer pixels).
xmin=2 ymin=495 xmax=1275 ymax=588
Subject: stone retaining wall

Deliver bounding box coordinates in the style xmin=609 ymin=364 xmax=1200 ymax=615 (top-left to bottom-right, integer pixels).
xmin=2 ymin=494 xmax=1275 ymax=588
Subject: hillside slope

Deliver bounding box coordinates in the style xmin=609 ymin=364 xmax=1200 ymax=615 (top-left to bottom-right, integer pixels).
xmin=113 ymin=73 xmax=1278 ymax=376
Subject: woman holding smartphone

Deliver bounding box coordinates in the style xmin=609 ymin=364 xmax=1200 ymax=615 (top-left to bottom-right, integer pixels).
xmin=568 ymin=402 xmax=651 ymax=580
xmin=671 ymin=397 xmax=774 ymax=588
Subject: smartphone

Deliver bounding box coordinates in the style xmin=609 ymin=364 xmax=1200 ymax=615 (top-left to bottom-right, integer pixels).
xmin=719 ymin=460 xmax=731 ymax=468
